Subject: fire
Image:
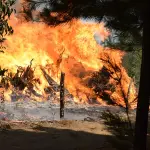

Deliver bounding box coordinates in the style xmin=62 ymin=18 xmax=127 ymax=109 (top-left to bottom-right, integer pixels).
xmin=0 ymin=15 xmax=137 ymax=107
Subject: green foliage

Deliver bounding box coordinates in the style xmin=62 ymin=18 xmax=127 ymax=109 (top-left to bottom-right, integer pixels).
xmin=0 ymin=0 xmax=16 ymax=50
xmin=123 ymin=50 xmax=142 ymax=87
xmin=102 ymin=30 xmax=142 ymax=52
xmin=101 ymin=29 xmax=142 ymax=88
xmin=22 ymin=0 xmax=142 ymax=31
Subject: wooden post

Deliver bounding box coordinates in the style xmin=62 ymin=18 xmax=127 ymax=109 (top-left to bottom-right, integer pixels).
xmin=0 ymin=85 xmax=4 ymax=103
xmin=60 ymin=72 xmax=65 ymax=118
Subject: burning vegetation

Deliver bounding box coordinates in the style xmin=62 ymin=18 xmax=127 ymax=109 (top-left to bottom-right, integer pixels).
xmin=0 ymin=15 xmax=137 ymax=107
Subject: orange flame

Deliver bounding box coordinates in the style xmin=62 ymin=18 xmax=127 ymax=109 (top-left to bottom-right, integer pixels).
xmin=0 ymin=15 xmax=137 ymax=107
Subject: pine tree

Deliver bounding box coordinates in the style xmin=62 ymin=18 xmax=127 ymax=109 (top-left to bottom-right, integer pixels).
xmin=0 ymin=0 xmax=16 ymax=86
xmin=0 ymin=0 xmax=16 ymax=51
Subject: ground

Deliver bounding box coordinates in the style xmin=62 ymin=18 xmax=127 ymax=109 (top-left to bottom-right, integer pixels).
xmin=0 ymin=120 xmax=117 ymax=150
xmin=1 ymin=119 xmax=149 ymax=150
xmin=0 ymin=102 xmax=150 ymax=150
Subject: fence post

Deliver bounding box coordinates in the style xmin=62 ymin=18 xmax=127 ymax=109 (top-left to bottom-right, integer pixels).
xmin=0 ymin=85 xmax=4 ymax=103
xmin=60 ymin=72 xmax=65 ymax=118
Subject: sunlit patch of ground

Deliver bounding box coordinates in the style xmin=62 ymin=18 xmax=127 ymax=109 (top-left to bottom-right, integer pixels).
xmin=0 ymin=114 xmax=150 ymax=150
xmin=0 ymin=120 xmax=115 ymax=150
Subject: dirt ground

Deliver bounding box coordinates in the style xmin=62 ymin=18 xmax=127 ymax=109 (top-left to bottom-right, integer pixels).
xmin=0 ymin=120 xmax=118 ymax=150
xmin=0 ymin=120 xmax=150 ymax=150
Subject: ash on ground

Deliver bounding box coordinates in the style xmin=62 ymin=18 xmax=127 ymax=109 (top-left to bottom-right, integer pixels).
xmin=0 ymin=98 xmax=136 ymax=122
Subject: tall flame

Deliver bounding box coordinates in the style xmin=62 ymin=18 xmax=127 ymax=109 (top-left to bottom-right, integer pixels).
xmin=0 ymin=15 xmax=136 ymax=107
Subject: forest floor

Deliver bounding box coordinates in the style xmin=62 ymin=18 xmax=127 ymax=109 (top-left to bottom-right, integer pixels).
xmin=0 ymin=101 xmax=150 ymax=150
xmin=0 ymin=119 xmax=150 ymax=150
xmin=0 ymin=120 xmax=115 ymax=150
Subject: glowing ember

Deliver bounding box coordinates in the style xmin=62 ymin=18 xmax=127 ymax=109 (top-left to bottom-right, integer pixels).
xmin=0 ymin=15 xmax=137 ymax=107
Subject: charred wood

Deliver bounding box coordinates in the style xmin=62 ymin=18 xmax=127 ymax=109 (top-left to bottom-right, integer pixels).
xmin=60 ymin=72 xmax=65 ymax=118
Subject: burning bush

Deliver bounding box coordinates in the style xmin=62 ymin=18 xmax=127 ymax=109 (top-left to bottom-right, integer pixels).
xmin=0 ymin=59 xmax=45 ymax=101
xmin=0 ymin=59 xmax=40 ymax=91
xmin=88 ymin=51 xmax=137 ymax=108
xmin=88 ymin=66 xmax=116 ymax=105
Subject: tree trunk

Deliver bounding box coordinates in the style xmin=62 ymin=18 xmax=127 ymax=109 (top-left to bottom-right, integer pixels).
xmin=60 ymin=72 xmax=65 ymax=118
xmin=133 ymin=2 xmax=150 ymax=150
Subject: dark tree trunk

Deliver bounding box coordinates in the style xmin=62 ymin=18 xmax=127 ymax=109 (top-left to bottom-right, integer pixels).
xmin=133 ymin=2 xmax=150 ymax=150
xmin=60 ymin=72 xmax=65 ymax=118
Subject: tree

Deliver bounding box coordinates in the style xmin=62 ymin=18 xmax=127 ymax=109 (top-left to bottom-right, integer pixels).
xmin=102 ymin=30 xmax=142 ymax=88
xmin=0 ymin=0 xmax=16 ymax=88
xmin=123 ymin=50 xmax=142 ymax=87
xmin=133 ymin=4 xmax=150 ymax=150
xmin=0 ymin=0 xmax=16 ymax=52
xmin=22 ymin=0 xmax=149 ymax=149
